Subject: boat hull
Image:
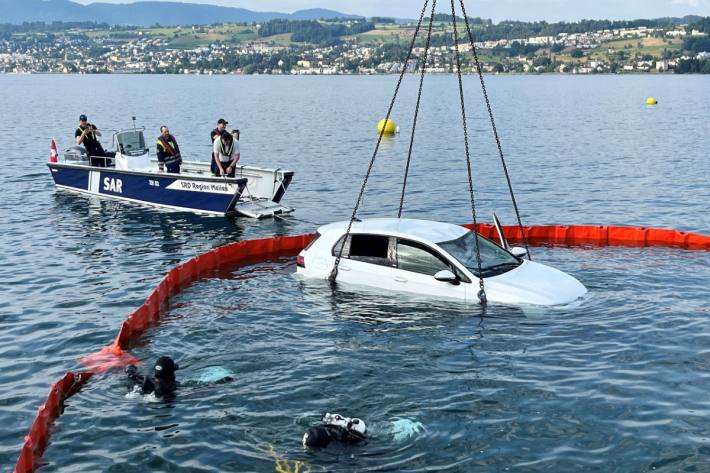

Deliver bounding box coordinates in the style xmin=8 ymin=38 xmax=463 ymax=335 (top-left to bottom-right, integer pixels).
xmin=48 ymin=163 xmax=246 ymax=215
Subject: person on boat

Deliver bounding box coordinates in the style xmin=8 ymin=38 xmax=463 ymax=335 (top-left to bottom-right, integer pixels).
xmin=231 ymin=128 xmax=242 ymax=151
xmin=156 ymin=126 xmax=182 ymax=174
xmin=212 ymin=130 xmax=240 ymax=177
xmin=126 ymin=355 xmax=179 ymax=399
xmin=210 ymin=118 xmax=229 ymax=143
xmin=75 ymin=114 xmax=114 ymax=167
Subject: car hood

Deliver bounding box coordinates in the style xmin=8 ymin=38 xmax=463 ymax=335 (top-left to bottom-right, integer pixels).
xmin=485 ymin=260 xmax=588 ymax=306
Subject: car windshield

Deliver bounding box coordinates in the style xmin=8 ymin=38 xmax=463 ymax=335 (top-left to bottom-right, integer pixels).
xmin=438 ymin=231 xmax=521 ymax=277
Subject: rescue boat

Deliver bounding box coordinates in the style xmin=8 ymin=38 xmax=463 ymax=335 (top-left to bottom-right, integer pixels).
xmin=47 ymin=127 xmax=294 ymax=218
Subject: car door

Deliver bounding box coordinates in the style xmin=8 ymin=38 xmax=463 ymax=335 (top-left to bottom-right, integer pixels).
xmin=393 ymin=238 xmax=469 ymax=301
xmin=331 ymin=233 xmax=393 ymax=292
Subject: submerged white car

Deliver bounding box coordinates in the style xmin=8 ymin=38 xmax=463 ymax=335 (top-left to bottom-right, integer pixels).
xmin=296 ymin=218 xmax=587 ymax=306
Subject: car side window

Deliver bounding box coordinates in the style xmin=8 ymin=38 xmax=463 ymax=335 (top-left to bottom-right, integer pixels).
xmin=332 ymin=234 xmax=393 ymax=267
xmin=396 ymin=239 xmax=452 ymax=276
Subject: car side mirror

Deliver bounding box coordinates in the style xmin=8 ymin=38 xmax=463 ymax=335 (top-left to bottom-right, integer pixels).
xmin=434 ymin=269 xmax=459 ymax=285
xmin=511 ymin=247 xmax=527 ymax=258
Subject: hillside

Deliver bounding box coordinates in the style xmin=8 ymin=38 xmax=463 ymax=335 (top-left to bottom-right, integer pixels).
xmin=2 ymin=16 xmax=708 ymax=75
xmin=0 ymin=0 xmax=361 ymax=26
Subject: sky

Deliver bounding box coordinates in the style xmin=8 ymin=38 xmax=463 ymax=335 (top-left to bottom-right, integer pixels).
xmin=73 ymin=0 xmax=710 ymax=21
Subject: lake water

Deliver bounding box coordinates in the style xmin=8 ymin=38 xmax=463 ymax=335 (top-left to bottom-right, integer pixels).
xmin=0 ymin=74 xmax=709 ymax=472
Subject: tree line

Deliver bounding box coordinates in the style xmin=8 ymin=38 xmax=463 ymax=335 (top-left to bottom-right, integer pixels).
xmin=688 ymin=16 xmax=710 ymax=32
xmin=257 ymin=19 xmax=375 ymax=46
xmin=2 ymin=16 xmax=707 ymax=42
xmin=683 ymin=35 xmax=710 ymax=53
xmin=675 ymin=58 xmax=710 ymax=73
xmin=0 ymin=21 xmax=109 ymax=33
xmin=469 ymin=17 xmax=703 ymax=42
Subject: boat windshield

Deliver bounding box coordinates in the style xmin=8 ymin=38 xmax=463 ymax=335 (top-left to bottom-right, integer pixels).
xmin=438 ymin=231 xmax=521 ymax=278
xmin=115 ymin=130 xmax=147 ymax=156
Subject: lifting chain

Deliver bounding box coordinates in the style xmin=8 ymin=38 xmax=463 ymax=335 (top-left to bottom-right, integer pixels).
xmin=329 ymin=0 xmax=432 ymax=284
xmin=458 ymin=0 xmax=531 ymax=260
xmin=399 ymin=0 xmax=437 ymax=218
xmin=451 ymin=0 xmax=486 ymax=305
xmin=329 ymin=0 xmax=529 ymax=303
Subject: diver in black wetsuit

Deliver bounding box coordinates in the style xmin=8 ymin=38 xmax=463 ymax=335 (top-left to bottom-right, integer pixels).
xmin=126 ymin=356 xmax=179 ymax=398
xmin=303 ymin=413 xmax=367 ymax=448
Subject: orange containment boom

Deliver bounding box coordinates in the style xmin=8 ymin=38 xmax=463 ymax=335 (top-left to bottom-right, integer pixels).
xmin=466 ymin=224 xmax=710 ymax=251
xmin=15 ymin=234 xmax=314 ymax=473
xmin=14 ymin=372 xmax=93 ymax=473
xmin=14 ymin=225 xmax=710 ymax=472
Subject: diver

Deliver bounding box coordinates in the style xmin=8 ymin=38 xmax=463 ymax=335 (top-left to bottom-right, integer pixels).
xmin=302 ymin=413 xmax=367 ymax=448
xmin=125 ymin=356 xmax=179 ymax=398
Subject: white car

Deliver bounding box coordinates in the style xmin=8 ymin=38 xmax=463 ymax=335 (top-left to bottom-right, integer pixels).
xmin=296 ymin=218 xmax=587 ymax=306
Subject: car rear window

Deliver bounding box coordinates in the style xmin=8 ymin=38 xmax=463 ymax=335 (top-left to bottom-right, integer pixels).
xmin=351 ymin=234 xmax=388 ymax=259
xmin=332 ymin=234 xmax=392 ymax=266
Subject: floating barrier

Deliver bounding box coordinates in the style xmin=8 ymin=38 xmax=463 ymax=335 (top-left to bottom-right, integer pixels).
xmin=15 ymin=234 xmax=314 ymax=473
xmin=82 ymin=233 xmax=316 ymax=370
xmin=14 ymin=225 xmax=709 ymax=472
xmin=14 ymin=372 xmax=93 ymax=473
xmin=465 ymin=224 xmax=710 ymax=251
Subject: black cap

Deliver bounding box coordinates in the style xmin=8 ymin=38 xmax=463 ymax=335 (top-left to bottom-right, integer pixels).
xmin=154 ymin=356 xmax=178 ymax=379
xmin=217 ymin=118 xmax=228 ymax=125
xmin=79 ymin=114 xmax=88 ymax=121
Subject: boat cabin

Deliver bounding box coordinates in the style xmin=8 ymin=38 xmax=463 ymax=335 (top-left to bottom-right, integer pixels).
xmin=113 ymin=129 xmax=152 ymax=171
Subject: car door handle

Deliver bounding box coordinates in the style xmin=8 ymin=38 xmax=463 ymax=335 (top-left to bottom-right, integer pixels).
xmin=339 ymin=265 xmax=351 ymax=271
xmin=394 ymin=276 xmax=407 ymax=283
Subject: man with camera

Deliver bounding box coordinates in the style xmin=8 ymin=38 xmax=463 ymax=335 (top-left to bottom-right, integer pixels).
xmin=75 ymin=114 xmax=114 ymax=167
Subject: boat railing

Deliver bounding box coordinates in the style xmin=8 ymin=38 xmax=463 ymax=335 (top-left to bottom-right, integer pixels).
xmin=151 ymin=158 xmax=267 ymax=180
xmin=88 ymin=155 xmax=116 ymax=167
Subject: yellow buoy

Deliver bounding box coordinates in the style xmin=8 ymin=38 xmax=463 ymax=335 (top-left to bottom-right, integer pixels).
xmin=646 ymin=97 xmax=658 ymax=105
xmin=377 ymin=118 xmax=396 ymax=136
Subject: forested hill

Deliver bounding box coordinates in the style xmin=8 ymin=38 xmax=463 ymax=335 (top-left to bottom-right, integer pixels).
xmin=0 ymin=0 xmax=361 ymax=26
xmin=457 ymin=16 xmax=705 ymax=41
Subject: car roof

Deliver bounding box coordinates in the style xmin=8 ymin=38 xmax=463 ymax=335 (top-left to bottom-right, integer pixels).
xmin=317 ymin=218 xmax=468 ymax=244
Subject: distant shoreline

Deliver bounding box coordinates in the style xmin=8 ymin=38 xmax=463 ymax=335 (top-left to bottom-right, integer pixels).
xmin=3 ymin=19 xmax=708 ymax=75
xmin=2 ymin=71 xmax=703 ymax=76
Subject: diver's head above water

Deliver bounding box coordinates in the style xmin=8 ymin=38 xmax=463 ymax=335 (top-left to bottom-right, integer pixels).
xmin=154 ymin=356 xmax=178 ymax=381
xmin=126 ymin=355 xmax=179 ymax=398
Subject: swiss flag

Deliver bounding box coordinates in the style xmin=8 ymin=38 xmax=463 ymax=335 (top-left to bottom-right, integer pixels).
xmin=49 ymin=138 xmax=58 ymax=163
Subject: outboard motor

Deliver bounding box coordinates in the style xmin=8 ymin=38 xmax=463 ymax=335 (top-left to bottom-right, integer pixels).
xmin=64 ymin=146 xmax=88 ymax=163
xmin=302 ymin=413 xmax=367 ymax=448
